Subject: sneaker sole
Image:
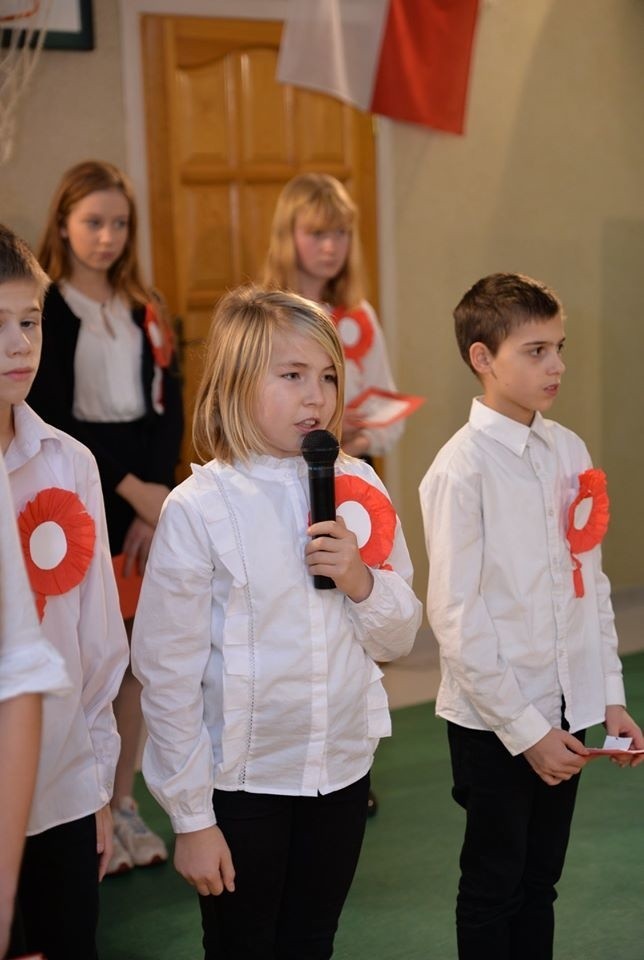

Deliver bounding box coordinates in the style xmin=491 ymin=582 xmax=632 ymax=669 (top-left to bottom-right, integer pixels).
xmin=106 ymin=861 xmax=134 ymax=876
xmin=132 ymin=853 xmax=168 ymax=868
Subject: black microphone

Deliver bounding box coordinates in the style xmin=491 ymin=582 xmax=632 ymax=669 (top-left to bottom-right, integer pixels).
xmin=301 ymin=429 xmax=340 ymax=589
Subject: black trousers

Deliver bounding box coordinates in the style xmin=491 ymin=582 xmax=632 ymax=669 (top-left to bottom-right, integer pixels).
xmin=199 ymin=774 xmax=370 ymax=960
xmin=447 ymin=722 xmax=584 ymax=960
xmin=8 ymin=813 xmax=99 ymax=960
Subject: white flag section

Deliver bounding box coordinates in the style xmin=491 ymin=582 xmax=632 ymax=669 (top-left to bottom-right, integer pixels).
xmin=277 ymin=0 xmax=390 ymax=110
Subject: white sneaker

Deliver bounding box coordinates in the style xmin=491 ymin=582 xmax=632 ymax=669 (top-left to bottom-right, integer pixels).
xmin=112 ymin=796 xmax=168 ymax=868
xmin=106 ymin=830 xmax=134 ymax=875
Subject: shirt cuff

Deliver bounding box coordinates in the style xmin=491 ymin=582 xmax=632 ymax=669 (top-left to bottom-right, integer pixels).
xmin=495 ymin=703 xmax=552 ymax=756
xmin=0 ymin=640 xmax=71 ymax=702
xmin=172 ymin=810 xmax=217 ymax=834
xmin=605 ymin=673 xmax=626 ymax=708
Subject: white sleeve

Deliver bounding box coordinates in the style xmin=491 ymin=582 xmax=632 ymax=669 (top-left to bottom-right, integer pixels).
xmin=576 ymin=441 xmax=625 ymax=707
xmin=420 ymin=466 xmax=551 ymax=755
xmin=344 ymin=468 xmax=422 ymax=661
xmin=131 ymin=493 xmax=217 ymax=834
xmin=76 ymin=451 xmax=129 ymax=802
xmin=0 ymin=452 xmax=70 ymax=703
xmin=355 ymin=302 xmax=405 ymax=457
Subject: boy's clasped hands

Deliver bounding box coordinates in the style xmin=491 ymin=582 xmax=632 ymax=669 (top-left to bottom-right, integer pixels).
xmin=525 ymin=704 xmax=644 ymax=785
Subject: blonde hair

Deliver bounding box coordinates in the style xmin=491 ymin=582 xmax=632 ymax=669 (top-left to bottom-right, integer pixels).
xmin=37 ymin=160 xmax=149 ymax=306
xmin=193 ymin=286 xmax=346 ymax=464
xmin=263 ymin=173 xmax=365 ymax=308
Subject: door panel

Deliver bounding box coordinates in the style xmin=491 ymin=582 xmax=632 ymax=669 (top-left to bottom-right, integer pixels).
xmin=141 ymin=15 xmax=378 ymax=476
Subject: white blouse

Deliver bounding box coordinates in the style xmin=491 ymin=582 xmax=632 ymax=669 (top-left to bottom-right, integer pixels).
xmin=60 ymin=281 xmax=146 ymax=423
xmin=6 ymin=404 xmax=129 ymax=834
xmin=419 ymin=399 xmax=625 ymax=757
xmin=132 ymin=453 xmax=422 ymax=833
xmin=330 ymin=300 xmax=404 ymax=457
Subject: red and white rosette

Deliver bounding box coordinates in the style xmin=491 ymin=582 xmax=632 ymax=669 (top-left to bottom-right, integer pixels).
xmin=566 ymin=468 xmax=610 ymax=598
xmin=334 ymin=475 xmax=396 ymax=569
xmin=17 ymin=487 xmax=96 ymax=621
xmin=143 ymin=302 xmax=173 ymax=369
xmin=330 ymin=305 xmax=374 ymax=370
xmin=144 ymin=302 xmax=173 ymax=415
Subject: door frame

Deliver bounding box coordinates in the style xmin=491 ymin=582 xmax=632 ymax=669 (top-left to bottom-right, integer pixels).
xmin=118 ymin=0 xmax=402 ymax=501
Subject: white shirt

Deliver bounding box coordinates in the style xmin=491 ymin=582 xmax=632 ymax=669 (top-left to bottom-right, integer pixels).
xmin=61 ymin=282 xmax=146 ymax=423
xmin=0 ymin=450 xmax=70 ymax=703
xmin=132 ymin=453 xmax=422 ymax=833
xmin=419 ymin=399 xmax=625 ymax=757
xmin=332 ymin=300 xmax=404 ymax=457
xmin=6 ymin=403 xmax=128 ymax=834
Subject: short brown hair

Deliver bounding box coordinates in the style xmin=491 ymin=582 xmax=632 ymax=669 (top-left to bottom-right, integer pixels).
xmin=454 ymin=273 xmax=563 ymax=372
xmin=193 ymin=286 xmax=345 ymax=464
xmin=0 ymin=223 xmax=50 ymax=305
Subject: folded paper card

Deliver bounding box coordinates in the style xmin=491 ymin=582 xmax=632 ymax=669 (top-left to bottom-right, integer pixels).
xmin=346 ymin=387 xmax=425 ymax=429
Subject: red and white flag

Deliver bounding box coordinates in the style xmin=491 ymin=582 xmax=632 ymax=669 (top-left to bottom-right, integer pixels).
xmin=277 ymin=0 xmax=481 ymax=135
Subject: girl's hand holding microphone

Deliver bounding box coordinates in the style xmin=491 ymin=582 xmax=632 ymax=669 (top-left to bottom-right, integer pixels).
xmin=306 ymin=515 xmax=374 ymax=603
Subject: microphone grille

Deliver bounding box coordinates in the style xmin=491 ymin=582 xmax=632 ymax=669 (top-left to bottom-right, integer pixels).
xmin=301 ymin=429 xmax=340 ymax=465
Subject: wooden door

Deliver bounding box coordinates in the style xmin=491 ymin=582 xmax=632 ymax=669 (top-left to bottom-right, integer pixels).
xmin=141 ymin=16 xmax=378 ymax=475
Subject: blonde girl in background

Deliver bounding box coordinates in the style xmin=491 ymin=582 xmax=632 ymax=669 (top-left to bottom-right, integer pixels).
xmin=28 ymin=160 xmax=183 ymax=875
xmin=132 ymin=286 xmax=422 ymax=960
xmin=263 ymin=172 xmax=403 ymax=461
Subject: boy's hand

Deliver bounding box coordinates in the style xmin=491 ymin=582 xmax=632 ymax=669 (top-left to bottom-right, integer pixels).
xmin=174 ymin=825 xmax=235 ymax=896
xmin=604 ymin=705 xmax=644 ymax=768
xmin=523 ymin=728 xmax=589 ymax=786
xmin=96 ymin=804 xmax=114 ymax=881
xmin=306 ymin=516 xmax=374 ymax=602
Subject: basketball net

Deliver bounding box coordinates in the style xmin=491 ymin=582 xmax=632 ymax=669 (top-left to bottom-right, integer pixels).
xmin=0 ymin=0 xmax=52 ymax=165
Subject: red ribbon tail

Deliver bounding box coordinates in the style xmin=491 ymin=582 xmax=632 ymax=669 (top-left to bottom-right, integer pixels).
xmin=571 ymin=554 xmax=585 ymax=598
xmin=36 ymin=592 xmax=47 ymax=622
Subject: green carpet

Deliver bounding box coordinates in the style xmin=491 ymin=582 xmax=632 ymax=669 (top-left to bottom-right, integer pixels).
xmin=98 ymin=653 xmax=644 ymax=959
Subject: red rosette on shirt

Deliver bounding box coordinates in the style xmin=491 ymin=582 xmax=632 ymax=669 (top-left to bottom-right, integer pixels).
xmin=143 ymin=302 xmax=172 ymax=369
xmin=566 ymin=468 xmax=610 ymax=598
xmin=334 ymin=474 xmax=396 ymax=569
xmin=144 ymin=302 xmax=174 ymax=414
xmin=330 ymin=305 xmax=374 ymax=370
xmin=17 ymin=487 xmax=96 ymax=621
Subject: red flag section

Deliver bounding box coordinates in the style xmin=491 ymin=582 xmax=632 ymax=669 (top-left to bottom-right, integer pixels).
xmin=277 ymin=0 xmax=481 ymax=136
xmin=371 ymin=0 xmax=480 ymax=134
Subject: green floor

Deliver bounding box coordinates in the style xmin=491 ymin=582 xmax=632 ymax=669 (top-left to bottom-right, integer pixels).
xmin=98 ymin=653 xmax=644 ymax=959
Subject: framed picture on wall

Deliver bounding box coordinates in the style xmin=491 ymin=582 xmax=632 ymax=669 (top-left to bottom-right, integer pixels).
xmin=2 ymin=0 xmax=94 ymax=51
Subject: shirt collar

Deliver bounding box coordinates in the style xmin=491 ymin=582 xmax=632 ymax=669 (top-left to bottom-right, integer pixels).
xmin=469 ymin=398 xmax=553 ymax=457
xmin=4 ymin=402 xmax=59 ymax=472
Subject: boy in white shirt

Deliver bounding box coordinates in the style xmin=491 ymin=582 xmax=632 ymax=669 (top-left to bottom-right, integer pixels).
xmin=0 ymin=449 xmax=70 ymax=957
xmin=0 ymin=224 xmax=128 ymax=960
xmin=419 ymin=273 xmax=643 ymax=960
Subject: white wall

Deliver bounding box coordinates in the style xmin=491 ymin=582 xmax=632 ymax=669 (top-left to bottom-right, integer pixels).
xmin=0 ymin=0 xmax=126 ymax=245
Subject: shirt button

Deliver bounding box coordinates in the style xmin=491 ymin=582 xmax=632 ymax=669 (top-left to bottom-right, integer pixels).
xmin=548 ymin=509 xmax=554 ymax=517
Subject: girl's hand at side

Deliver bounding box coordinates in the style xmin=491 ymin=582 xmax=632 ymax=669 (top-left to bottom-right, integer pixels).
xmin=116 ymin=474 xmax=170 ymax=527
xmin=341 ymin=416 xmax=370 ymax=458
xmin=122 ymin=517 xmax=155 ymax=576
xmin=306 ymin=516 xmax=374 ymax=602
xmin=96 ymin=804 xmax=114 ymax=881
xmin=174 ymin=826 xmax=235 ymax=896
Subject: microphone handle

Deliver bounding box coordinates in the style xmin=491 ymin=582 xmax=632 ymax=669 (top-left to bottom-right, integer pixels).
xmin=308 ymin=464 xmax=336 ymax=590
